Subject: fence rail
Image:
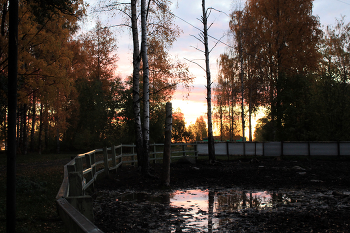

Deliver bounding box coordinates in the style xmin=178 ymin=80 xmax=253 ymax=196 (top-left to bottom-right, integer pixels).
xmin=56 ymin=143 xmax=198 ymax=233
xmin=56 ymin=140 xmax=350 ymax=232
xmin=197 ymin=141 xmax=350 ymax=157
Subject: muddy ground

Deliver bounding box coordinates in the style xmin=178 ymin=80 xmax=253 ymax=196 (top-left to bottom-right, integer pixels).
xmin=93 ymin=157 xmax=350 ymax=232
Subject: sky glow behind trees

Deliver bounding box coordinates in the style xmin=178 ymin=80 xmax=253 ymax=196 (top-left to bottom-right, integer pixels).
xmin=85 ymin=0 xmax=350 ymax=134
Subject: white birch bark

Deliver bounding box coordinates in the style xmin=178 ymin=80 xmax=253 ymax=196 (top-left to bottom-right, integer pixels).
xmin=141 ymin=0 xmax=150 ymax=173
xmin=131 ymin=0 xmax=144 ymax=165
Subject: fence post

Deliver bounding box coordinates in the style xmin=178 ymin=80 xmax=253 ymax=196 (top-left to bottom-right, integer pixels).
xmin=263 ymin=142 xmax=265 ymax=156
xmin=120 ymin=143 xmax=123 ymax=164
xmin=308 ymin=141 xmax=311 ymax=158
xmin=120 ymin=145 xmax=124 ymax=166
xmin=162 ymin=102 xmax=172 ymax=187
xmin=194 ymin=143 xmax=198 ymax=161
xmin=254 ymin=141 xmax=257 ymax=156
xmin=243 ymin=141 xmax=246 ymax=156
xmin=131 ymin=144 xmax=136 ymax=166
xmin=281 ymin=141 xmax=284 ymax=157
xmin=67 ymin=164 xmax=75 ymax=173
xmin=68 ymin=172 xmax=83 ymax=196
xmin=338 ymin=141 xmax=341 ymax=157
xmin=226 ymin=141 xmax=229 ymax=160
xmin=75 ymin=157 xmax=83 ymax=178
xmin=103 ymin=147 xmax=109 ymax=176
xmin=153 ymin=144 xmax=157 ymax=164
xmin=85 ymin=154 xmax=93 ymax=190
xmin=111 ymin=145 xmax=117 ymax=170
xmin=91 ymin=152 xmax=96 ymax=178
xmin=182 ymin=144 xmax=186 ymax=157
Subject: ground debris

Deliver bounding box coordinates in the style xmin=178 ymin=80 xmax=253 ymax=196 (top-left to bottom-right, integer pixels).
xmin=94 ymin=159 xmax=350 ymax=232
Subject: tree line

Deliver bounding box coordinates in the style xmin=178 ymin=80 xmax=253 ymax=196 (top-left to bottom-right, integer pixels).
xmin=0 ymin=0 xmax=203 ymax=154
xmin=214 ymin=0 xmax=350 ymax=142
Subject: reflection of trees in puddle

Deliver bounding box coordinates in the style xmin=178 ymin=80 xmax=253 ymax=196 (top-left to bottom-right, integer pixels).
xmin=216 ymin=190 xmax=290 ymax=211
xmin=169 ymin=189 xmax=291 ymax=231
xmin=112 ymin=189 xmax=290 ymax=231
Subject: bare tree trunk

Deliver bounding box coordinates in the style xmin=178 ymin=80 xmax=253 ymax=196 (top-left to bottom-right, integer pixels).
xmin=7 ymin=0 xmax=18 ymax=231
xmin=162 ymin=102 xmax=172 ymax=187
xmin=219 ymin=105 xmax=223 ymax=141
xmin=238 ymin=14 xmax=245 ymax=142
xmin=131 ymin=0 xmax=144 ymax=166
xmin=56 ymin=90 xmax=60 ymax=154
xmin=44 ymin=102 xmax=49 ymax=151
xmin=22 ymin=104 xmax=28 ymax=154
xmin=16 ymin=106 xmax=19 ymax=151
xmin=249 ymin=84 xmax=253 ymax=142
xmin=30 ymin=92 xmax=36 ymax=151
xmin=56 ymin=120 xmax=60 ymax=154
xmin=202 ymin=0 xmax=215 ymax=162
xmin=141 ymin=0 xmax=150 ymax=174
xmin=38 ymin=102 xmax=43 ymax=154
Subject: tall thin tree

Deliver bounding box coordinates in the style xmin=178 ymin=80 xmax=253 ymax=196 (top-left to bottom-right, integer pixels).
xmin=141 ymin=0 xmax=150 ymax=174
xmin=131 ymin=0 xmax=144 ymax=166
xmin=7 ymin=0 xmax=18 ymax=231
xmin=202 ymin=0 xmax=216 ymax=162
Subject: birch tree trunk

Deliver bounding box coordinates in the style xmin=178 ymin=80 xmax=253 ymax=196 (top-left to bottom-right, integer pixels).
xmin=131 ymin=0 xmax=144 ymax=165
xmin=202 ymin=0 xmax=216 ymax=162
xmin=141 ymin=0 xmax=150 ymax=174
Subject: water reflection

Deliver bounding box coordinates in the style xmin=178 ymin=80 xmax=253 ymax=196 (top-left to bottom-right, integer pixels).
xmin=168 ymin=189 xmax=290 ymax=231
xmin=116 ymin=189 xmax=291 ymax=232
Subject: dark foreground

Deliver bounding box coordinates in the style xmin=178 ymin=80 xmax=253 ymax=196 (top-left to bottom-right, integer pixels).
xmin=94 ymin=157 xmax=350 ymax=232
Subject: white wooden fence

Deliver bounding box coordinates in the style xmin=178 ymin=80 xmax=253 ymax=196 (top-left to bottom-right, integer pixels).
xmin=197 ymin=141 xmax=350 ymax=157
xmin=56 ymin=143 xmax=198 ymax=233
xmin=56 ymin=141 xmax=350 ymax=232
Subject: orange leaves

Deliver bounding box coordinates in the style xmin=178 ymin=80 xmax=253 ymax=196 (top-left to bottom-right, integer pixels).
xmin=242 ymin=0 xmax=321 ymax=76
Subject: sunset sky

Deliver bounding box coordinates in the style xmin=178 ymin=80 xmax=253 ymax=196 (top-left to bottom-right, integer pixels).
xmin=84 ymin=0 xmax=350 ymax=135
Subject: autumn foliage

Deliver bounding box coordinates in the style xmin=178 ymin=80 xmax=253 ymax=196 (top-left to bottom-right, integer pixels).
xmin=214 ymin=0 xmax=350 ymax=141
xmin=0 ymin=0 xmax=194 ymax=153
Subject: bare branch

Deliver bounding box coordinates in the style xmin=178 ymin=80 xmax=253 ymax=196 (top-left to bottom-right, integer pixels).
xmin=209 ymin=34 xmax=226 ymax=53
xmin=151 ymin=0 xmax=233 ymax=49
xmin=207 ymin=7 xmax=229 ymax=17
xmin=190 ymin=34 xmax=204 ymax=44
xmin=150 ymin=83 xmax=177 ymax=97
xmin=104 ymin=24 xmax=132 ymax=29
xmin=207 ymin=8 xmax=212 ymax=19
xmin=184 ymin=58 xmax=206 ymax=72
xmin=146 ymin=0 xmax=152 ymax=21
xmin=190 ymin=45 xmax=205 ymax=53
xmin=197 ymin=17 xmax=203 ymax=24
xmin=208 ymin=22 xmax=214 ymax=30
xmin=209 ymin=34 xmax=233 ymax=48
xmin=93 ymin=2 xmax=130 ymax=12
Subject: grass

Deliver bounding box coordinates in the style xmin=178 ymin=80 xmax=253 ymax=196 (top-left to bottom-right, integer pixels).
xmin=0 ymin=151 xmax=75 ymax=233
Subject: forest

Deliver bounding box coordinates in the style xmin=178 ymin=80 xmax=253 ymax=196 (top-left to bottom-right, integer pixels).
xmin=214 ymin=0 xmax=350 ymax=142
xmin=0 ymin=0 xmax=207 ymax=154
xmin=1 ymin=0 xmax=350 ymax=154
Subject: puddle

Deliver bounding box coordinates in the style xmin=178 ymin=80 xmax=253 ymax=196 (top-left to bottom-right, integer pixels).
xmin=113 ymin=189 xmax=292 ymax=232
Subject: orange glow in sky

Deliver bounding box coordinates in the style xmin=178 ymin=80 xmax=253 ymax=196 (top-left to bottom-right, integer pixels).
xmin=83 ymin=0 xmax=349 ymax=139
